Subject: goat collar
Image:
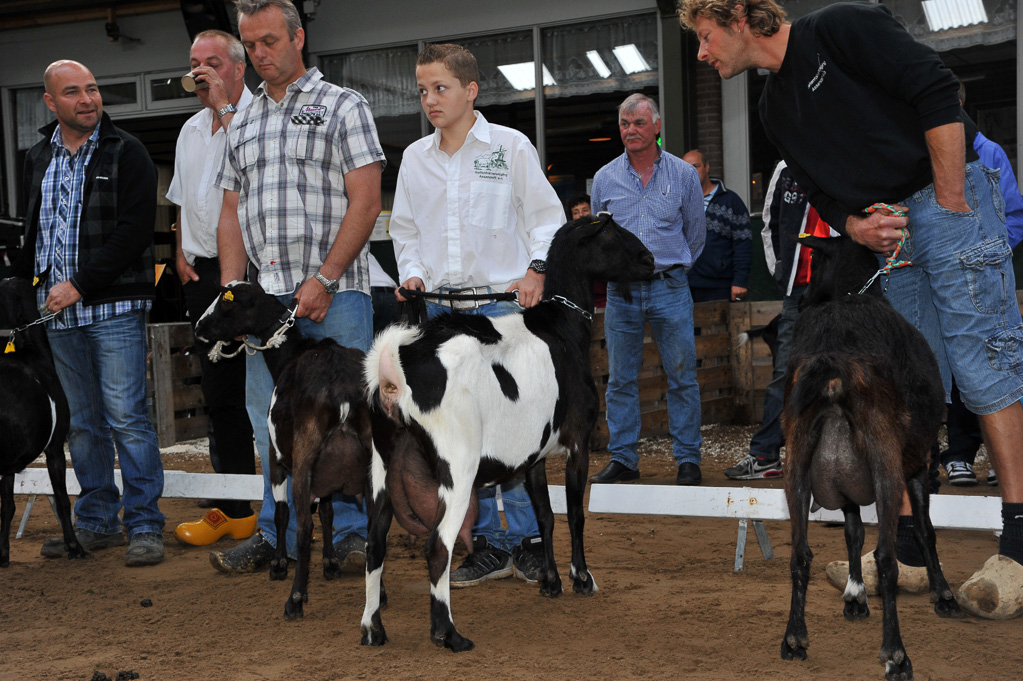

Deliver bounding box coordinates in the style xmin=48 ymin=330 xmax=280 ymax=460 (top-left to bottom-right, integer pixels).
xmin=548 ymin=294 xmax=593 ymax=322
xmin=208 ymin=304 xmax=297 ymax=363
xmin=4 ymin=310 xmax=61 ymax=353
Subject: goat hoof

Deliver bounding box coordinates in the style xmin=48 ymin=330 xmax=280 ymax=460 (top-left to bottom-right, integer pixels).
xmin=539 ymin=578 xmax=563 ymax=598
xmin=572 ymin=571 xmax=598 ymax=595
xmin=361 ymin=625 xmax=388 ymax=646
xmin=843 ymin=599 xmax=869 ymax=620
xmin=0 ymin=559 xmax=8 ymax=569
xmin=283 ymin=600 xmax=304 ymax=621
xmin=323 ymin=557 xmax=342 ymax=580
xmin=269 ymin=559 xmax=288 ymax=581
xmin=780 ymin=638 xmax=807 ymax=661
xmin=67 ymin=546 xmax=89 ymax=560
xmin=440 ymin=632 xmax=474 ymax=653
xmin=933 ymin=593 xmax=963 ymax=618
xmin=883 ymin=654 xmax=913 ymax=681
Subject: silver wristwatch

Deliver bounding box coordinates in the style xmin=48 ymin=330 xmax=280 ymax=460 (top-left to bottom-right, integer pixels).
xmin=314 ymin=271 xmax=340 ymax=294
xmin=216 ymin=103 xmax=237 ymax=120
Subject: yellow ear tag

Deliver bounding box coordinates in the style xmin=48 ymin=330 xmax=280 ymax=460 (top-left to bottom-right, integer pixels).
xmin=223 ymin=291 xmax=234 ymax=302
xmin=4 ymin=340 xmax=14 ymax=354
xmin=32 ymin=276 xmax=40 ymax=287
xmin=797 ymin=232 xmax=811 ymax=238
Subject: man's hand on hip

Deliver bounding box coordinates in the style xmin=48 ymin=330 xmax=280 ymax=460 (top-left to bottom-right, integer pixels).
xmin=294 ymin=277 xmax=332 ymax=323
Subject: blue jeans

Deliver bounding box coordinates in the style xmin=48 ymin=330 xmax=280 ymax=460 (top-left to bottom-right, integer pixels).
xmin=247 ymin=291 xmax=372 ymax=557
xmin=605 ymin=270 xmax=702 ymax=469
xmin=748 ymin=287 xmax=804 ymax=460
xmin=886 ymin=160 xmax=1023 ymax=415
xmin=48 ymin=310 xmax=165 ymax=538
xmin=426 ymin=293 xmax=539 ymax=553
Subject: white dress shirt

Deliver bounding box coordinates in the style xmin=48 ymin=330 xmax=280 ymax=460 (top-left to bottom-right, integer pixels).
xmin=166 ymin=87 xmax=253 ymax=264
xmin=389 ymin=111 xmax=565 ymax=292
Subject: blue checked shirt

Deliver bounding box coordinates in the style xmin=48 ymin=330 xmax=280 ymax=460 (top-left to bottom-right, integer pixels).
xmin=35 ymin=125 xmax=148 ymax=329
xmin=217 ymin=68 xmax=386 ymax=296
xmin=591 ymin=150 xmax=706 ymax=272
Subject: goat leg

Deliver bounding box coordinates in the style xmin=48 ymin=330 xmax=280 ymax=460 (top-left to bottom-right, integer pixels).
xmin=318 ymin=492 xmax=342 ymax=580
xmin=427 ymin=477 xmax=475 ymax=653
xmin=0 ymin=476 xmax=13 ymax=567
xmin=269 ymin=456 xmax=290 ymax=582
xmin=564 ymin=440 xmax=597 ymax=595
xmin=45 ymin=444 xmax=86 ymax=560
xmin=361 ymin=463 xmax=392 ymax=647
xmin=525 ymin=462 xmax=562 ymax=597
xmin=781 ymin=446 xmax=812 ymax=662
xmin=284 ymin=469 xmax=314 ymax=621
xmin=874 ymin=487 xmax=912 ymax=681
xmin=841 ymin=505 xmax=869 ymax=620
xmin=905 ymin=471 xmax=962 ymax=618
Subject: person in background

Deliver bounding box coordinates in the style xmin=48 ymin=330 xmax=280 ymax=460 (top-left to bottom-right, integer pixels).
xmin=682 ymin=149 xmax=751 ymax=303
xmin=589 ymin=93 xmax=706 ymax=487
xmin=167 ymin=29 xmax=258 ymax=546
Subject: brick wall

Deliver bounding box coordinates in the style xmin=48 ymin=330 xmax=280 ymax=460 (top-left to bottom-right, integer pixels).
xmin=694 ymin=63 xmax=723 ymax=177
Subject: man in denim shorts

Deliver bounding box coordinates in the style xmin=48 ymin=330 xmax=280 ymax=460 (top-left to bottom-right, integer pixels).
xmin=681 ymin=0 xmax=1023 ymax=618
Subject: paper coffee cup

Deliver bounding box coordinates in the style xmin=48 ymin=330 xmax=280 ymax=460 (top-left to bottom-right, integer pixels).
xmin=181 ymin=72 xmax=208 ymax=92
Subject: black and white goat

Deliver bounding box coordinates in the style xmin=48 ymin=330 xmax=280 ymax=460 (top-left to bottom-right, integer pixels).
xmin=194 ymin=282 xmax=372 ymax=620
xmin=0 ymin=277 xmax=84 ymax=566
xmin=361 ymin=213 xmax=655 ymax=652
xmin=779 ymin=235 xmax=961 ymax=680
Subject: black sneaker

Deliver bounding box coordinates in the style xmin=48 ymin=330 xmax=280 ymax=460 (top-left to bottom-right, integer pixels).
xmin=125 ymin=532 xmax=165 ymax=567
xmin=450 ymin=536 xmax=512 ymax=588
xmin=40 ymin=528 xmax=124 ymax=558
xmin=512 ymin=535 xmax=545 ymax=584
xmin=725 ymin=454 xmax=783 ymax=480
xmin=209 ymin=532 xmax=275 ymax=573
xmin=333 ymin=533 xmax=367 ymax=572
xmin=945 ymin=461 xmax=978 ymax=486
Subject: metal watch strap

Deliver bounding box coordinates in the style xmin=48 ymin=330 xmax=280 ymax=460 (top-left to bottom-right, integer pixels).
xmin=314 ymin=271 xmax=339 ymax=293
xmin=528 ymin=259 xmax=547 ymax=274
xmin=216 ymin=103 xmax=237 ymax=120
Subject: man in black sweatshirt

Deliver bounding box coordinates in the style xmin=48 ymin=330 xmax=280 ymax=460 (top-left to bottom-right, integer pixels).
xmin=679 ymin=0 xmax=1023 ymax=620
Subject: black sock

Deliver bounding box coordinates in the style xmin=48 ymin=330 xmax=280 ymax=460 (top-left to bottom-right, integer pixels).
xmin=895 ymin=515 xmax=926 ymax=567
xmin=998 ymin=503 xmax=1023 ymax=566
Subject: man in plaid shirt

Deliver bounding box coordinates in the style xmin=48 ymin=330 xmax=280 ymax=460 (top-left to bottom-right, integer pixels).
xmin=210 ymin=0 xmax=385 ymax=573
xmin=19 ymin=60 xmax=165 ymax=567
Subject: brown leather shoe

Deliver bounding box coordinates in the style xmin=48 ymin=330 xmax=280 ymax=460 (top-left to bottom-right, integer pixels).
xmin=175 ymin=509 xmax=257 ymax=546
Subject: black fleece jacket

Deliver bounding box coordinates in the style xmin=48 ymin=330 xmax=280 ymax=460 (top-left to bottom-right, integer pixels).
xmin=17 ymin=112 xmax=156 ymax=304
xmin=759 ymin=2 xmax=975 ymax=233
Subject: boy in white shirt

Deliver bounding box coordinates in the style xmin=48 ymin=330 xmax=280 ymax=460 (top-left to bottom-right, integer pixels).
xmin=389 ymin=43 xmax=566 ymax=587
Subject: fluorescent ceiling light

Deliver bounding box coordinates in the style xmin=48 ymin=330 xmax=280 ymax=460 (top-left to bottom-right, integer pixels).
xmin=497 ymin=62 xmax=556 ymax=91
xmin=922 ymin=0 xmax=987 ymax=32
xmin=586 ymin=50 xmax=611 ymax=78
xmin=612 ymin=44 xmax=651 ymax=74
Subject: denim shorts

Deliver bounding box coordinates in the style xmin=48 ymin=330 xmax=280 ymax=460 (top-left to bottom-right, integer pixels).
xmin=884 ymin=160 xmax=1023 ymax=415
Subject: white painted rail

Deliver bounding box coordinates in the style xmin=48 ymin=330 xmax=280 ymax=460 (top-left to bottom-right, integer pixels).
xmin=587 ymin=484 xmax=1002 ymax=531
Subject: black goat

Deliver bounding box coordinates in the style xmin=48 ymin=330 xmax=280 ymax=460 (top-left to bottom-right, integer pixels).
xmin=361 ymin=213 xmax=656 ymax=652
xmin=736 ymin=313 xmax=781 ymax=362
xmin=779 ymin=235 xmax=961 ymax=680
xmin=195 ymin=282 xmax=372 ymax=620
xmin=0 ymin=277 xmax=84 ymax=566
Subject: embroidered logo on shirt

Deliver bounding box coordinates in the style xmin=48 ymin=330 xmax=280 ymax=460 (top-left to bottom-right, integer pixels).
xmin=291 ymin=113 xmax=324 ymax=125
xmin=807 ymin=54 xmax=827 ymax=92
xmin=473 ymin=145 xmax=510 ymax=179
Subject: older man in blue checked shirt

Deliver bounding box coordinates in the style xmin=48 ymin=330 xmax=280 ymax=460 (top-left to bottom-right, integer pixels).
xmin=589 ymin=93 xmax=707 ymax=487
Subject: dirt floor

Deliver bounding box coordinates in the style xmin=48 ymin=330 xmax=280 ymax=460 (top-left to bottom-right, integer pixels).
xmin=1 ymin=424 xmax=1019 ymax=681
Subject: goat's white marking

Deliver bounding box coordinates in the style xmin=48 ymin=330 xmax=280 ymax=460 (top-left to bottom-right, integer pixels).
xmin=267 ymin=389 xmax=282 ymax=464
xmin=369 ymin=448 xmax=387 ymax=497
xmin=843 ymin=576 xmax=867 ymax=604
xmin=338 ymin=401 xmax=350 ymax=423
xmin=271 ymin=480 xmax=288 ymax=504
xmin=361 ymin=564 xmax=385 ymax=633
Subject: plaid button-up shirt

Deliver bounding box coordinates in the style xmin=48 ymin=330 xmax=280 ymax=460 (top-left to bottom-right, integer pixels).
xmin=35 ymin=125 xmax=148 ymax=328
xmin=217 ymin=67 xmax=386 ymax=296
xmin=591 ymin=150 xmax=706 ymax=273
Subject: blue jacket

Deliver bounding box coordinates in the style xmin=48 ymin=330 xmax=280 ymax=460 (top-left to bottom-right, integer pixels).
xmin=974 ymin=131 xmax=1023 ymax=249
xmin=688 ymin=179 xmax=752 ymax=290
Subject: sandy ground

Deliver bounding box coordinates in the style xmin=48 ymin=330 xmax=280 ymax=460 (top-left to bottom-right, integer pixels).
xmin=1 ymin=425 xmax=1019 ymax=681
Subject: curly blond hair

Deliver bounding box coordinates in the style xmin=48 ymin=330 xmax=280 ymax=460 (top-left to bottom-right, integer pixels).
xmin=677 ymin=0 xmax=786 ymax=37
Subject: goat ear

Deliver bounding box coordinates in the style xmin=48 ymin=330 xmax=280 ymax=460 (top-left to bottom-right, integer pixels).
xmin=32 ymin=265 xmax=52 ymax=288
xmin=797 ymin=234 xmax=836 ymax=255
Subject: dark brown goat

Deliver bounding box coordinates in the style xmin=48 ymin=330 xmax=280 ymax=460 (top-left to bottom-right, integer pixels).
xmin=0 ymin=277 xmax=85 ymax=566
xmin=780 ymin=236 xmax=961 ymax=680
xmin=194 ymin=282 xmax=372 ymax=620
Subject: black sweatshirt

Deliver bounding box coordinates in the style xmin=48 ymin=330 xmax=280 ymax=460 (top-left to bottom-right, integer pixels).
xmin=759 ymin=2 xmax=974 ymax=233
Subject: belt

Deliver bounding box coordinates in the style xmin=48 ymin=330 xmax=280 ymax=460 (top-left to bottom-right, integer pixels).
xmin=652 ymin=265 xmax=683 ymax=280
xmin=435 ymin=285 xmax=499 ymax=310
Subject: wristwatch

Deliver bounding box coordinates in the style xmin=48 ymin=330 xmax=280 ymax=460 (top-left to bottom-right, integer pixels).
xmin=314 ymin=271 xmax=340 ymax=294
xmin=216 ymin=103 xmax=237 ymax=120
xmin=528 ymin=259 xmax=547 ymax=274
